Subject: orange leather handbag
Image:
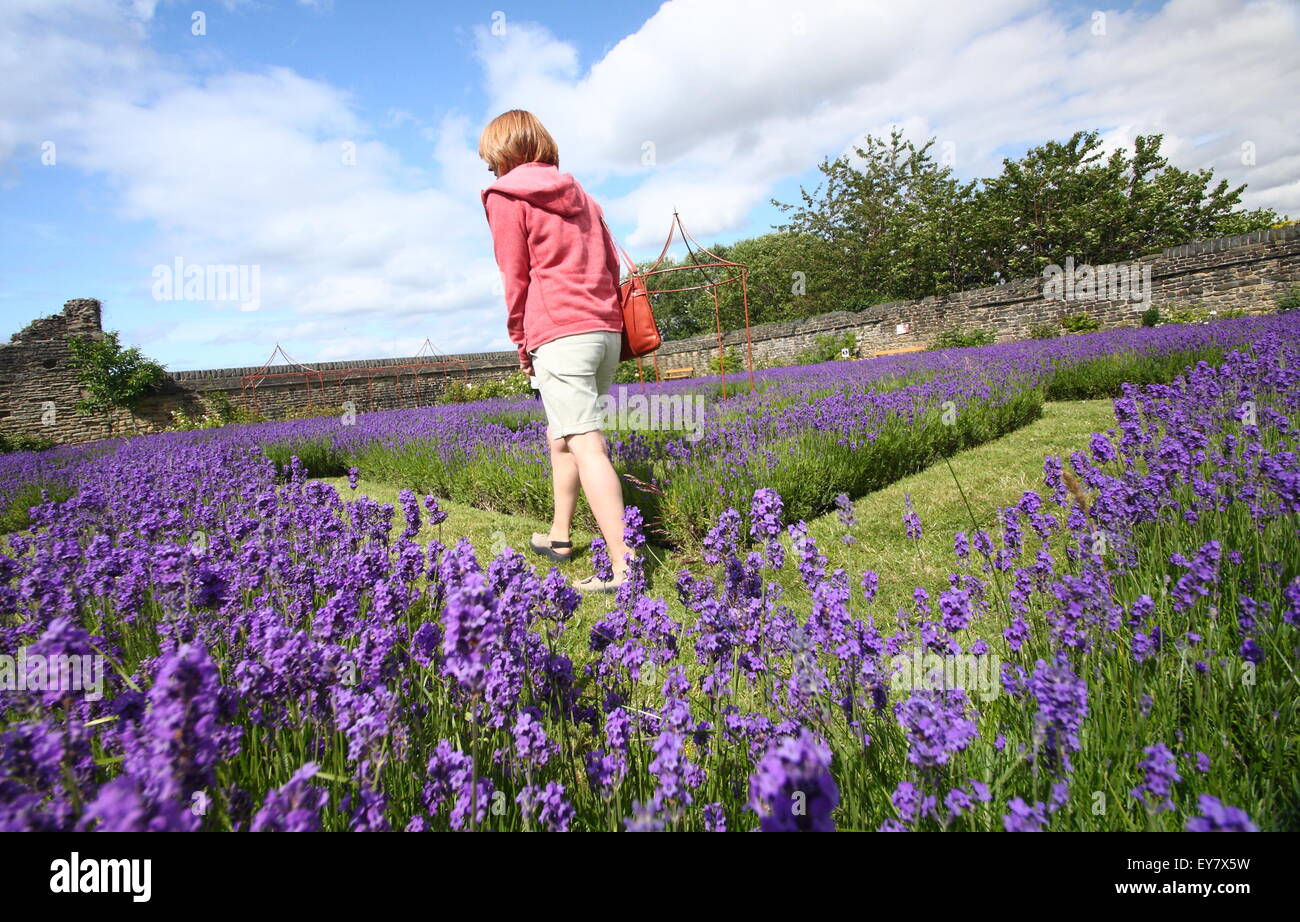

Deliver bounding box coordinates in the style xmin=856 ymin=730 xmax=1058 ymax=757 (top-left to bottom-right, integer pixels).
xmin=601 ymin=215 xmax=661 ymax=361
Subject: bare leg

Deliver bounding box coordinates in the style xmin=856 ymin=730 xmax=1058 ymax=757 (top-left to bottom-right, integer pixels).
xmin=565 ymin=429 xmax=633 ymax=572
xmin=549 ymin=434 xmax=578 ymax=551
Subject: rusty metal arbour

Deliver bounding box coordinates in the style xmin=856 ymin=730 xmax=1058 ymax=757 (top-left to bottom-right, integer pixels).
xmin=626 ymin=210 xmax=755 ymax=397
xmin=240 ymin=344 xmax=323 ymax=416
xmin=318 ymin=338 xmax=469 ymax=412
xmin=240 ymin=339 xmax=468 ymax=417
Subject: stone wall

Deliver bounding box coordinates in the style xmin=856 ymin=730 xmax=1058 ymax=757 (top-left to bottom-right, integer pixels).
xmin=169 ymin=351 xmax=516 ymax=419
xmin=3 ymin=225 xmax=1298 ymax=446
xmin=0 ymin=298 xmax=195 ymax=444
xmin=652 ymin=225 xmax=1300 ymax=375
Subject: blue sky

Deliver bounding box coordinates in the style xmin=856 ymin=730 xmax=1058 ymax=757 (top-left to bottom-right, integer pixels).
xmin=2 ymin=0 xmax=1296 ymax=370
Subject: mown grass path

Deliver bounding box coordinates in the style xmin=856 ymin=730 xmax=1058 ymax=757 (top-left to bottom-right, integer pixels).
xmin=789 ymin=398 xmax=1118 ymax=620
xmin=318 ymin=398 xmax=1117 ymax=639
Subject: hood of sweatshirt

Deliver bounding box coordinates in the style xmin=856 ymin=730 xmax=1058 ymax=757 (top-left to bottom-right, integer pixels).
xmin=481 ymin=162 xmax=587 ymax=217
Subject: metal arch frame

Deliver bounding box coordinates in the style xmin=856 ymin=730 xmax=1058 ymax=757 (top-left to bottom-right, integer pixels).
xmin=623 ymin=210 xmax=755 ymax=397
xmin=241 ymin=340 xmax=470 ymax=417
xmin=319 ymin=339 xmax=469 ymax=412
xmin=240 ymin=344 xmax=324 ymax=416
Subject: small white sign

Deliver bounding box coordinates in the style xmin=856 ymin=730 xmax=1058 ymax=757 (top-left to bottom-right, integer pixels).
xmin=895 ymin=323 xmax=910 ymax=335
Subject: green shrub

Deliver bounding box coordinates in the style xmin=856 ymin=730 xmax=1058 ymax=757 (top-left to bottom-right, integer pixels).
xmin=212 ymin=393 xmax=263 ymax=424
xmin=437 ymin=372 xmax=532 ymax=404
xmin=0 ymin=432 xmax=56 ymax=454
xmin=614 ymin=358 xmax=667 ymax=383
xmin=1027 ymin=322 xmax=1060 ymax=340
xmin=1140 ymin=306 xmax=1160 ymax=327
xmin=1060 ymin=313 xmax=1101 ymax=334
xmin=707 ymin=347 xmax=744 ymax=375
xmin=1159 ymin=304 xmax=1244 ymax=325
xmin=614 ymin=360 xmax=643 ymax=384
xmin=277 ymin=403 xmax=350 ymax=422
xmin=169 ymin=393 xmax=267 ymax=431
xmin=1276 ymin=285 xmax=1300 ymax=313
xmin=793 ymin=331 xmax=857 ymax=365
xmin=928 ymin=328 xmax=995 ymax=350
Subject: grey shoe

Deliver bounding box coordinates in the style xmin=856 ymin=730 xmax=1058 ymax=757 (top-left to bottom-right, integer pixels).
xmin=574 ymin=555 xmax=640 ymax=594
xmin=529 ymin=533 xmax=573 ymax=563
xmin=574 ymin=571 xmax=627 ymax=594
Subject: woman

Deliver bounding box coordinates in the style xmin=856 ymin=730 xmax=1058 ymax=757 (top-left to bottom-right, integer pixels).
xmin=478 ymin=109 xmax=635 ymax=592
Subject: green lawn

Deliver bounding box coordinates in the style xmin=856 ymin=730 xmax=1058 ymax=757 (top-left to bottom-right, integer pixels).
xmin=315 ymin=397 xmax=1118 ymax=640
xmin=788 ymin=397 xmax=1119 ymax=619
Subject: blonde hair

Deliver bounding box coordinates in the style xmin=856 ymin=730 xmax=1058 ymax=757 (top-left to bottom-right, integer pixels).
xmin=478 ymin=109 xmax=559 ymax=177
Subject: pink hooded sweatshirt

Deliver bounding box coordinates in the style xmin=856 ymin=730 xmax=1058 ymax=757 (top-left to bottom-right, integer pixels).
xmin=481 ymin=161 xmax=624 ymax=367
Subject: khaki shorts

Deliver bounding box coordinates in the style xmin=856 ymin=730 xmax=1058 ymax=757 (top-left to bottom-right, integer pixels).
xmin=530 ymin=330 xmax=622 ymax=439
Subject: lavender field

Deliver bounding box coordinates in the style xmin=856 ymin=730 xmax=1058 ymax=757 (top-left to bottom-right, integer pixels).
xmin=1 ymin=314 xmax=1297 ymax=831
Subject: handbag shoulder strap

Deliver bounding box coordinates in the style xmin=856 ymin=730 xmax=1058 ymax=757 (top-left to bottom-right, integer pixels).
xmin=599 ymin=209 xmax=676 ymax=280
xmin=599 ymin=213 xmax=640 ymax=278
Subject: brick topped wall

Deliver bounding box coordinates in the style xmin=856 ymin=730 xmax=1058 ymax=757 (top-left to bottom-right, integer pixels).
xmin=3 ymin=226 xmax=1298 ymax=446
xmin=648 ymin=225 xmax=1300 ymax=375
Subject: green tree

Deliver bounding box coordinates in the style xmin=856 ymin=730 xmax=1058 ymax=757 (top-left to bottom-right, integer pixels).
xmin=711 ymin=231 xmax=857 ymax=327
xmin=975 ymin=131 xmax=1283 ymax=278
xmin=771 ymin=128 xmax=981 ymax=302
xmin=66 ymin=331 xmax=167 ymax=433
xmin=770 ymin=128 xmax=1285 ymax=305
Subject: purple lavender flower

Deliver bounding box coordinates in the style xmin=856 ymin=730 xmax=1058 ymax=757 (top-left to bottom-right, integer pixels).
xmin=895 ymin=691 xmax=978 ymax=770
xmin=251 ymin=763 xmax=329 ymax=832
xmin=938 ymin=587 xmax=972 ymax=633
xmin=1027 ymin=658 xmax=1089 ymax=774
xmin=702 ymin=508 xmax=741 ymax=566
xmin=1186 ymin=794 xmax=1258 ymax=832
xmin=1003 ymin=797 xmax=1048 ymax=832
xmin=623 ymin=505 xmax=647 ymax=556
xmin=891 ymin=780 xmax=923 ymax=825
xmin=1003 ymin=616 xmax=1029 ymax=652
xmin=625 ymin=797 xmax=666 ymax=832
xmin=703 ymin=802 xmax=726 ymax=832
xmin=589 ymin=537 xmax=614 ymax=582
xmin=517 ymin=781 xmax=575 ymax=832
xmin=787 ymin=521 xmax=825 ymax=590
xmin=750 ymin=489 xmax=785 ymax=568
xmin=512 ymin=707 xmax=558 ymax=768
xmin=422 ymin=494 xmax=448 ymax=525
xmin=584 ymin=748 xmax=627 ymax=798
xmin=749 ymin=488 xmax=784 ymax=541
xmin=861 ymin=569 xmax=879 ymax=603
xmin=649 ymin=731 xmax=692 ymax=807
xmin=1131 ymin=742 xmax=1181 ymax=812
xmin=902 ymin=493 xmax=923 ymax=541
xmin=441 ymin=572 xmax=503 ymax=693
xmin=398 ymin=489 xmax=421 ymax=540
xmin=424 ymin=739 xmax=492 ymax=831
xmin=1283 ymin=576 xmax=1300 ymax=628
xmin=834 ymin=493 xmax=857 ymax=545
xmin=945 ymin=785 xmax=974 ymax=818
xmin=748 ymin=728 xmax=839 ymax=832
xmin=119 ymin=643 xmax=242 ymax=831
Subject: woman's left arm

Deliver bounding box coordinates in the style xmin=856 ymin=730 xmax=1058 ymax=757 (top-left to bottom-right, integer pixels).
xmin=484 ymin=192 xmax=532 ymax=371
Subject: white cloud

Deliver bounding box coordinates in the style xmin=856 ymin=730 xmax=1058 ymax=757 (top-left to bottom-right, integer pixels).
xmin=469 ymin=0 xmax=1299 ymax=235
